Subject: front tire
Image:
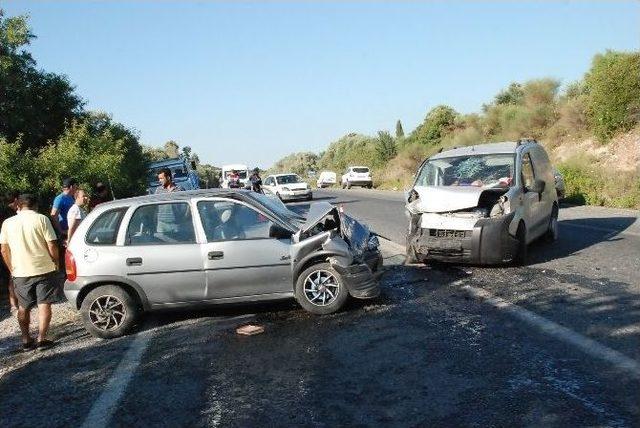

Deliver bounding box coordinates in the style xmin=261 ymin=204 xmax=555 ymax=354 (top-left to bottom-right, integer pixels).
xmin=514 ymin=222 xmax=528 ymax=266
xmin=80 ymin=285 xmax=140 ymax=339
xmin=295 ymin=263 xmax=348 ymax=315
xmin=544 ymin=205 xmax=559 ymax=242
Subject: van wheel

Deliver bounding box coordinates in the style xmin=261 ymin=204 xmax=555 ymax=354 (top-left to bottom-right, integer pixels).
xmin=80 ymin=285 xmax=140 ymax=339
xmin=295 ymin=263 xmax=348 ymax=315
xmin=514 ymin=222 xmax=528 ymax=266
xmin=544 ymin=206 xmax=559 ymax=242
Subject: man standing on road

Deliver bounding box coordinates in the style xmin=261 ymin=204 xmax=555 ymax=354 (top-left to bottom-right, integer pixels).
xmin=50 ymin=177 xmax=78 ymax=240
xmin=249 ymin=168 xmax=263 ymax=193
xmin=67 ymin=189 xmax=88 ymax=242
xmin=0 ymin=194 xmax=59 ymax=351
xmin=155 ymin=168 xmax=185 ymax=194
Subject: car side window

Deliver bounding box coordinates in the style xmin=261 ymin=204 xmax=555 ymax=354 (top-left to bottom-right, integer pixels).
xmin=126 ymin=202 xmax=195 ymax=245
xmin=521 ymin=153 xmax=536 ymax=189
xmin=85 ymin=208 xmax=127 ymax=245
xmin=197 ymin=200 xmax=275 ymax=242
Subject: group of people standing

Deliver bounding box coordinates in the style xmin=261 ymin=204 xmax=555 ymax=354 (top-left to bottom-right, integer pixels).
xmin=0 ymin=179 xmax=111 ymax=351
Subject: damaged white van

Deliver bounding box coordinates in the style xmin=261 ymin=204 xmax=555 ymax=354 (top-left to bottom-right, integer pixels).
xmin=406 ymin=140 xmax=558 ymax=265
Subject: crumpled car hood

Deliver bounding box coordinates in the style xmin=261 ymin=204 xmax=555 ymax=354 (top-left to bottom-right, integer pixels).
xmin=410 ymin=186 xmax=486 ymax=213
xmin=301 ymin=202 xmax=337 ymax=233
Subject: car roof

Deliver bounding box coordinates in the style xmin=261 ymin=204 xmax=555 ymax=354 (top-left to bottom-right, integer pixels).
xmin=272 ymin=173 xmax=299 ymax=177
xmin=348 ymin=166 xmax=369 ymax=169
xmin=147 ymin=158 xmax=185 ymax=168
xmin=93 ymin=189 xmax=255 ymax=210
xmin=429 ymin=141 xmax=527 ymax=160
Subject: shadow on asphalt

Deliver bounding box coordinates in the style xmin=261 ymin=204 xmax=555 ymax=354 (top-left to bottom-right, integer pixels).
xmin=527 ymin=216 xmax=637 ymax=264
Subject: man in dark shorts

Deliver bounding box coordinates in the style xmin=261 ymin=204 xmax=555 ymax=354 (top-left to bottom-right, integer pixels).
xmin=0 ymin=194 xmax=60 ymax=351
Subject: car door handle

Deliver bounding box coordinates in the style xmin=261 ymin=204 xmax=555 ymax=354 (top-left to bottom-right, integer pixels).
xmin=208 ymin=251 xmax=224 ymax=260
xmin=126 ymin=257 xmax=143 ymax=266
xmin=280 ymin=255 xmax=291 ymax=261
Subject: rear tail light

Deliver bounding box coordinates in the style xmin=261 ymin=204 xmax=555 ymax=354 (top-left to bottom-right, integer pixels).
xmin=65 ymin=250 xmax=77 ymax=281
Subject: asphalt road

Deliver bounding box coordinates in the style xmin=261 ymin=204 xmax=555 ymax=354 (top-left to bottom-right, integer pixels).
xmin=1 ymin=189 xmax=639 ymax=427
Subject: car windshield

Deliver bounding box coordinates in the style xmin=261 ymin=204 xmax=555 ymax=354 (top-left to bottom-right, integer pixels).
xmin=416 ymin=154 xmax=515 ymax=188
xmin=250 ymin=192 xmax=305 ymax=226
xmin=276 ymin=174 xmax=302 ymax=184
xmin=353 ymin=168 xmax=369 ymax=173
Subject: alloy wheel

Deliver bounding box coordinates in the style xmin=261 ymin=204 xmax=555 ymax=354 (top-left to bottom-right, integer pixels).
xmin=88 ymin=295 xmax=126 ymax=331
xmin=303 ymin=270 xmax=340 ymax=307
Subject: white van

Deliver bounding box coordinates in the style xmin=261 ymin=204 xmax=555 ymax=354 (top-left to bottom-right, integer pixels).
xmin=341 ymin=166 xmax=373 ymax=189
xmin=221 ymin=164 xmax=249 ymax=188
xmin=316 ymin=171 xmax=337 ymax=188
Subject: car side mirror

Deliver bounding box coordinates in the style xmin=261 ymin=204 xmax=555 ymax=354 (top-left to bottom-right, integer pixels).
xmin=528 ymin=178 xmax=545 ymax=194
xmin=269 ymin=224 xmax=293 ymax=239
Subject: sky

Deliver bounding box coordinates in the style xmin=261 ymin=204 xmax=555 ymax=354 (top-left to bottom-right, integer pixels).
xmin=3 ymin=1 xmax=639 ymax=168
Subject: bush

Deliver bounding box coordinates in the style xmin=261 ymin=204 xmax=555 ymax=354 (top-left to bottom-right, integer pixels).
xmin=411 ymin=105 xmax=457 ymax=146
xmin=584 ymin=50 xmax=640 ymax=141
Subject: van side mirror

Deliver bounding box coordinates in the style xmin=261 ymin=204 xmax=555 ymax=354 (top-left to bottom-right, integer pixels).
xmin=528 ymin=178 xmax=546 ymax=194
xmin=269 ymin=224 xmax=293 ymax=239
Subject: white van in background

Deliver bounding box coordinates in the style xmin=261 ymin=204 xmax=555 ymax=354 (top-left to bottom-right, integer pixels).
xmin=341 ymin=166 xmax=373 ymax=189
xmin=221 ymin=164 xmax=249 ymax=188
xmin=316 ymin=171 xmax=337 ymax=188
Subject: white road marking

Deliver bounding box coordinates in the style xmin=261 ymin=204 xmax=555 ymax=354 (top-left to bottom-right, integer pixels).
xmin=462 ymin=285 xmax=640 ymax=380
xmin=82 ymin=314 xmax=255 ymax=428
xmin=80 ymin=330 xmax=153 ymax=428
xmin=376 ymin=237 xmax=640 ymax=379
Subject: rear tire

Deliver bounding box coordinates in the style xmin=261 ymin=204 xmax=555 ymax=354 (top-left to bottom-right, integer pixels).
xmin=346 ymin=182 xmax=352 ymax=189
xmin=514 ymin=222 xmax=528 ymax=266
xmin=80 ymin=285 xmax=140 ymax=339
xmin=295 ymin=263 xmax=348 ymax=315
xmin=544 ymin=205 xmax=559 ymax=242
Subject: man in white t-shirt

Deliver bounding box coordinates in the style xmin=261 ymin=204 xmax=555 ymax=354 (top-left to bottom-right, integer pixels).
xmin=67 ymin=189 xmax=88 ymax=242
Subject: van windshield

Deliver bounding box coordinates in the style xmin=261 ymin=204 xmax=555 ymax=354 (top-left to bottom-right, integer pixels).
xmin=416 ymin=154 xmax=515 ymax=188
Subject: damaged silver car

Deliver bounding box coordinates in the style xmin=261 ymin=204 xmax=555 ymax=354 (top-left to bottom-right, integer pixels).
xmin=64 ymin=190 xmax=382 ymax=338
xmin=406 ymin=139 xmax=558 ymax=265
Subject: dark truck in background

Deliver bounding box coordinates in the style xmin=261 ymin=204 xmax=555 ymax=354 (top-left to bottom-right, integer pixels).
xmin=146 ymin=157 xmax=200 ymax=194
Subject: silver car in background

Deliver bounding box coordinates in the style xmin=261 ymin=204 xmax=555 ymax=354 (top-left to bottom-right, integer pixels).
xmin=64 ymin=190 xmax=382 ymax=338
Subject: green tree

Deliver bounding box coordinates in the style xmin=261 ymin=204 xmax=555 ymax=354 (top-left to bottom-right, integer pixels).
xmin=375 ymin=130 xmax=397 ymax=163
xmin=493 ymin=82 xmax=524 ymax=106
xmin=0 ymin=137 xmax=36 ymax=195
xmin=395 ymin=120 xmax=404 ymax=138
xmin=0 ymin=10 xmax=83 ymax=151
xmin=584 ymin=50 xmax=640 ymax=141
xmin=412 ymin=105 xmax=458 ymax=146
xmin=182 ymin=145 xmax=192 ymax=160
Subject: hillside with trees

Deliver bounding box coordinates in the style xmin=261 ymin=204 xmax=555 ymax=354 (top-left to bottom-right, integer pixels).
xmin=271 ymin=50 xmax=640 ymax=208
xmin=0 ymin=10 xmax=217 ymax=215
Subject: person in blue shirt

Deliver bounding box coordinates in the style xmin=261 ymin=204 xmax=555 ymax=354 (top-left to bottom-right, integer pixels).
xmin=50 ymin=177 xmax=78 ymax=239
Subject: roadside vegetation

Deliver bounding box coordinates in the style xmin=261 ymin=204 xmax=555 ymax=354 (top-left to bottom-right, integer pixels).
xmin=0 ymin=10 xmax=216 ymax=217
xmin=272 ymin=50 xmax=640 ymax=209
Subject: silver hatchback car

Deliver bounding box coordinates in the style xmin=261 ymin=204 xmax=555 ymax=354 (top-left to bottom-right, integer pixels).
xmin=64 ymin=190 xmax=382 ymax=338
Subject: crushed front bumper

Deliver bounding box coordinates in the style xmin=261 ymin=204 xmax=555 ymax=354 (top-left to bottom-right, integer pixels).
xmin=407 ymin=212 xmax=518 ymax=265
xmin=334 ymin=249 xmax=382 ymax=299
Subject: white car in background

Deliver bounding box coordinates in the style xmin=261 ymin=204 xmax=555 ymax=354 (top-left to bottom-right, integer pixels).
xmin=263 ymin=173 xmax=313 ymax=202
xmin=341 ymin=166 xmax=373 ymax=189
xmin=316 ymin=171 xmax=337 ymax=188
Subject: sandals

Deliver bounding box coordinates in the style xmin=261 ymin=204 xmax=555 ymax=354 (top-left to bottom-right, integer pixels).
xmin=20 ymin=341 xmax=36 ymax=352
xmin=36 ymin=339 xmax=55 ymax=350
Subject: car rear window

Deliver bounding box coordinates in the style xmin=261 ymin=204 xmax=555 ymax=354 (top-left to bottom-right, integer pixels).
xmin=85 ymin=208 xmax=127 ymax=245
xmin=353 ymin=168 xmax=369 ymax=173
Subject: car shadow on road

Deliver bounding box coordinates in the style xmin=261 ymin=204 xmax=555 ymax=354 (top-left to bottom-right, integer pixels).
xmin=527 ymin=216 xmax=637 ymax=264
